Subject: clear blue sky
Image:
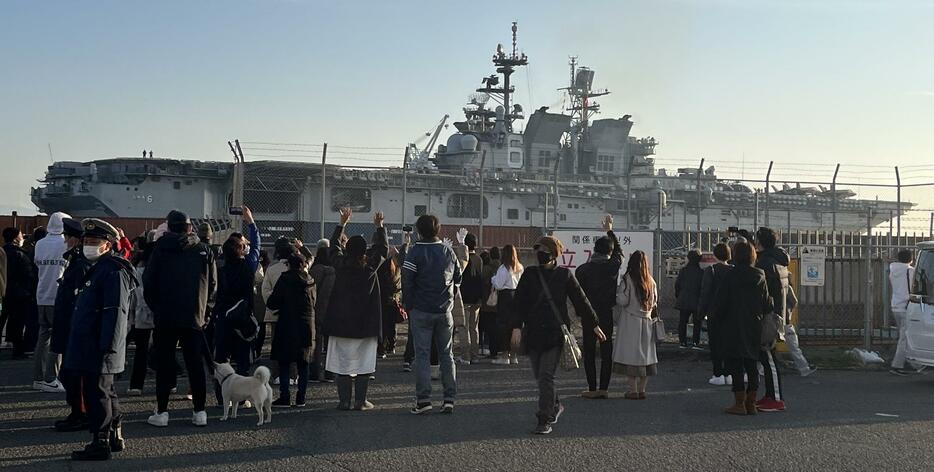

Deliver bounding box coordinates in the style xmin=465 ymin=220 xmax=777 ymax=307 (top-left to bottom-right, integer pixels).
xmin=3 ymin=0 xmax=933 ymax=226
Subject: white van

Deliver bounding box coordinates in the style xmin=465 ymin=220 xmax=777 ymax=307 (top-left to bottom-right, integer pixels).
xmin=906 ymin=242 xmax=934 ymax=367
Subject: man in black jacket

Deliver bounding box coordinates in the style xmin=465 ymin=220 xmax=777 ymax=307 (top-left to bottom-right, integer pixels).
xmin=698 ymin=242 xmax=733 ymax=386
xmin=456 ymin=232 xmax=484 ymax=365
xmin=2 ymin=227 xmax=37 ymax=359
xmin=143 ymin=210 xmax=217 ymax=428
xmin=755 ymin=227 xmax=790 ymax=412
xmin=51 ymin=218 xmax=93 ymax=432
xmin=675 ymin=249 xmax=705 ymax=349
xmin=575 ymin=215 xmax=622 ymax=399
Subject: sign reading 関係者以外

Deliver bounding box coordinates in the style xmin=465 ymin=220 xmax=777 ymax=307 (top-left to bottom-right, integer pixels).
xmin=550 ymin=230 xmax=654 ymax=273
xmin=800 ymin=245 xmax=826 ymax=287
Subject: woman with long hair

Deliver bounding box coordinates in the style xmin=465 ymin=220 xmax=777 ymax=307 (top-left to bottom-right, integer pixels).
xmin=308 ymin=244 xmax=335 ymax=382
xmin=267 ymin=252 xmax=315 ymax=407
xmin=127 ymin=231 xmax=157 ymax=395
xmin=612 ymin=250 xmax=659 ymax=400
xmin=716 ymin=241 xmax=772 ymax=415
xmin=491 ymin=244 xmax=524 ymax=365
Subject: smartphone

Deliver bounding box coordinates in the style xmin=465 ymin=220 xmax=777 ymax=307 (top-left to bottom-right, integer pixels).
xmin=228 ymin=206 xmax=243 ymax=215
xmin=402 ymin=225 xmax=413 ymax=233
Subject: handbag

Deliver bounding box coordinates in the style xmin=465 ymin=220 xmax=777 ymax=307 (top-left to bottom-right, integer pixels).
xmin=536 ymin=270 xmax=582 ymax=371
xmin=392 ymin=299 xmax=408 ymax=324
xmin=760 ymin=311 xmax=785 ymax=349
xmin=486 ymin=288 xmax=499 ymax=308
xmin=652 ymin=307 xmax=666 ymax=342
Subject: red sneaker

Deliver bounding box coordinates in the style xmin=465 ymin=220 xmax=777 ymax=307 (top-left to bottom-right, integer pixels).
xmin=756 ymin=397 xmax=786 ymax=412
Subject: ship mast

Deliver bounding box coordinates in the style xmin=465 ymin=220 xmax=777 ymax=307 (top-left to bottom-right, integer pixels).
xmin=476 ymin=22 xmax=528 ymax=133
xmin=564 ymin=57 xmax=610 ymax=174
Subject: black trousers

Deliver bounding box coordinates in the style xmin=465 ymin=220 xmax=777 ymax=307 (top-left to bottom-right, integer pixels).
xmin=3 ymin=297 xmax=31 ymax=355
xmin=760 ymin=348 xmax=784 ymax=401
xmin=129 ymin=328 xmax=152 ymax=390
xmin=726 ymin=357 xmax=759 ymax=393
xmin=482 ymin=310 xmax=499 ymax=356
xmin=60 ymin=365 xmax=85 ymax=417
xmin=583 ymin=315 xmax=614 ymax=391
xmin=708 ymin=321 xmax=725 ymax=377
xmin=678 ymin=309 xmax=703 ymax=345
xmin=155 ymin=326 xmax=207 ymax=413
xmin=80 ymin=372 xmax=119 ymax=439
xmin=278 ymin=359 xmax=309 ymax=402
xmin=380 ymin=309 xmax=397 ymax=354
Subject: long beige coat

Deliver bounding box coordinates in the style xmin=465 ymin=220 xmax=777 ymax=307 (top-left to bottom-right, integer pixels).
xmin=612 ymin=275 xmax=659 ymax=367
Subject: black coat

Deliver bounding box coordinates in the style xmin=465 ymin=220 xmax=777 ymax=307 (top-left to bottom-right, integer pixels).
xmin=715 ymin=264 xmax=773 ymax=360
xmin=326 ymin=258 xmax=384 ymax=339
xmin=214 ymin=258 xmax=256 ymax=323
xmin=575 ymin=231 xmax=623 ymax=324
xmin=698 ymin=262 xmax=733 ymax=317
xmin=64 ymin=254 xmax=138 ymax=374
xmin=513 ymin=265 xmax=598 ymax=351
xmin=757 ymin=247 xmax=791 ymax=320
xmin=674 ymin=262 xmax=704 ymax=311
xmin=51 ymin=247 xmax=92 ymax=355
xmin=267 ymin=270 xmax=315 ymax=362
xmin=460 ymin=252 xmax=484 ymax=304
xmin=143 ymin=233 xmax=217 ymax=330
xmin=3 ymin=243 xmax=36 ymax=301
xmin=309 ymin=263 xmax=335 ymax=332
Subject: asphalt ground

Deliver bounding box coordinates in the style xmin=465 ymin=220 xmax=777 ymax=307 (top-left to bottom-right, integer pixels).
xmin=2 ymin=343 xmax=934 ymax=472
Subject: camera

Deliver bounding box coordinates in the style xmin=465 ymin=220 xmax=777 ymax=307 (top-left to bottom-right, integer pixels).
xmin=402 ymin=225 xmax=413 ymax=233
xmin=228 ymin=206 xmax=243 ymax=215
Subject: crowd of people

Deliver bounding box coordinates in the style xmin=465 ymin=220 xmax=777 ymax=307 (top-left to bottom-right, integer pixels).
xmin=0 ymin=206 xmax=857 ymax=459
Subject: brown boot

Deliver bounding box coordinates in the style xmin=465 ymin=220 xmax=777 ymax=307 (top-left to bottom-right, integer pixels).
xmin=745 ymin=389 xmax=758 ymax=415
xmin=725 ymin=391 xmax=747 ymax=415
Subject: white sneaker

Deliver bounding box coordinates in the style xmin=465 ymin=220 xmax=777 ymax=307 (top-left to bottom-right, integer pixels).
xmin=148 ymin=411 xmax=169 ymax=427
xmin=36 ymin=380 xmax=66 ymax=393
xmin=455 ymin=356 xmax=472 ymax=366
xmin=127 ymin=388 xmax=143 ymax=396
xmin=725 ymin=375 xmax=733 ymax=386
xmin=192 ymin=410 xmax=207 ymax=427
xmin=479 ymin=348 xmax=490 ymax=356
xmin=708 ymin=375 xmax=726 ymax=386
xmin=491 ymin=357 xmax=510 ymax=365
xmin=31 ymin=381 xmax=44 ymax=391
xmin=290 ymin=378 xmax=298 ymax=386
xmin=510 ymin=354 xmax=519 ymax=365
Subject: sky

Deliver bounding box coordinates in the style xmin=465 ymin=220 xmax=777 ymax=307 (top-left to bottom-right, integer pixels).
xmin=3 ymin=0 xmax=934 ymax=227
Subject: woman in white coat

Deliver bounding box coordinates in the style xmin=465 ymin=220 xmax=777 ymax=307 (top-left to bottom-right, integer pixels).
xmin=612 ymin=250 xmax=659 ymax=399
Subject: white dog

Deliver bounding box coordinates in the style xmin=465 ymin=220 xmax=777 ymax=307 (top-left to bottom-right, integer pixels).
xmin=214 ymin=362 xmax=273 ymax=426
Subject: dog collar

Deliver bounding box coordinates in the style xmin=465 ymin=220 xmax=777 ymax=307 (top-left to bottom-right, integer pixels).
xmin=220 ymin=372 xmax=235 ymax=385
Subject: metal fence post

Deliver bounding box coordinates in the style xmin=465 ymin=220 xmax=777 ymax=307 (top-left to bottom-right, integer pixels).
xmin=864 ymin=209 xmax=873 ymax=350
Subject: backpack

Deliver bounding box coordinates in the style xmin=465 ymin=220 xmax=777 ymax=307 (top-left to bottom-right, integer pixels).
xmin=226 ymin=299 xmax=259 ymax=342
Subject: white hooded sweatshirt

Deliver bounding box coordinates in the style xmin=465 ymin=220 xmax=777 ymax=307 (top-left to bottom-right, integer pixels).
xmin=889 ymin=261 xmax=915 ymax=312
xmin=34 ymin=212 xmax=71 ymax=306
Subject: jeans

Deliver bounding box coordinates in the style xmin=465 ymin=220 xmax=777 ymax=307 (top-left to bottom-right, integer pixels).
xmin=892 ymin=311 xmax=909 ymax=369
xmin=457 ymin=303 xmax=482 ymax=360
xmin=404 ymin=323 xmax=439 ymax=366
xmin=760 ymin=348 xmax=783 ymax=401
xmin=33 ymin=305 xmax=60 ymax=382
xmin=410 ymin=309 xmax=456 ymax=403
xmin=129 ymin=328 xmax=152 ymax=390
xmin=783 ymin=324 xmax=811 ymax=373
xmin=528 ymin=345 xmax=562 ymax=423
xmin=278 ymin=359 xmax=309 ymax=403
xmin=81 ymin=373 xmax=119 ymax=439
xmin=678 ymin=309 xmax=702 ymax=345
xmin=583 ymin=315 xmax=614 ymax=391
xmin=726 ymin=357 xmax=759 ymax=393
xmin=155 ymin=326 xmax=207 ymax=413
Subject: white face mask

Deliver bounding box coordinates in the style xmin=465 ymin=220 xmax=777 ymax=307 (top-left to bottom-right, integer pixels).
xmin=83 ymin=244 xmax=107 ymax=262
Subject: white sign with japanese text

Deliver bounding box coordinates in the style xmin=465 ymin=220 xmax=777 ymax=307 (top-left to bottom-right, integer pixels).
xmin=800 ymin=245 xmax=826 ymax=287
xmin=551 ymin=230 xmax=655 ymax=273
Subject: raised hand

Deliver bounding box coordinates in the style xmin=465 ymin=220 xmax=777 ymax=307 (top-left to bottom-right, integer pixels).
xmin=242 ymin=205 xmax=255 ymax=226
xmin=602 ymin=214 xmax=613 ymax=232
xmin=339 ymin=207 xmax=352 ymax=226
xmin=373 ymin=211 xmax=384 ymax=228
xmin=456 ymin=227 xmax=468 ymax=245
xmin=441 ymin=237 xmax=453 ymax=249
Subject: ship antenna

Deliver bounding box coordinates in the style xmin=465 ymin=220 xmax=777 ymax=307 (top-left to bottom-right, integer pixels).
xmin=512 ymin=21 xmax=518 ymax=57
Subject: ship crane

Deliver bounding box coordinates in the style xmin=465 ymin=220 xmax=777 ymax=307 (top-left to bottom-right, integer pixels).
xmin=407 ymin=114 xmax=450 ymax=169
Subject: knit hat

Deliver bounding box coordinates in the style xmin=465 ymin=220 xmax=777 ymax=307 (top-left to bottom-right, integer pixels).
xmin=346 ymin=235 xmax=367 ymax=258
xmin=534 ymin=236 xmax=563 ymax=258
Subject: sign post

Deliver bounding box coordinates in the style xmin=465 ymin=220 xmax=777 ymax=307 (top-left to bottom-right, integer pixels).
xmin=800 ymin=246 xmax=827 ymax=287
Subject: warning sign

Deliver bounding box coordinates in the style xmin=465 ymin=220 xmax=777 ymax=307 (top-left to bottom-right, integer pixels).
xmin=800 ymin=246 xmax=826 ymax=287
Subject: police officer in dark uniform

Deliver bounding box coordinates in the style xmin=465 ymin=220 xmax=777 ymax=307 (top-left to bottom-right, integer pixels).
xmin=66 ymin=219 xmax=138 ymax=461
xmin=51 ymin=218 xmax=93 ymax=432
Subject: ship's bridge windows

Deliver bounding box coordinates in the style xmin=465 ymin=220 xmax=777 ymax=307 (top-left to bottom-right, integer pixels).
xmin=509 ymin=151 xmax=522 ymax=168
xmin=597 ymin=155 xmax=616 ymax=173
xmin=448 ymin=194 xmax=489 ymax=219
xmin=507 ymin=208 xmax=519 ymax=220
xmin=331 ymin=188 xmax=372 ymax=213
xmin=414 ymin=205 xmax=427 ymax=217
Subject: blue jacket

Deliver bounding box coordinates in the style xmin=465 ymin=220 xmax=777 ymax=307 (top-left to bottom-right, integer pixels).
xmin=402 ymin=239 xmax=462 ymax=314
xmin=51 ymin=246 xmax=93 ymax=355
xmin=64 ymin=253 xmax=138 ymax=374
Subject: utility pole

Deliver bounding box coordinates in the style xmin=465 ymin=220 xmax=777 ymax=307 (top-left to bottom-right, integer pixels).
xmin=895 ymin=166 xmax=901 ymax=238
xmin=401 ymin=145 xmax=409 ymax=232
xmin=864 ymin=208 xmax=873 ymax=350
xmin=552 ymin=154 xmax=561 ymax=232
xmin=626 ymin=155 xmax=635 ymax=230
xmin=764 ymin=161 xmax=773 ymax=228
xmin=696 ymin=158 xmax=705 ymax=240
xmin=831 ymin=164 xmax=840 ymax=232
xmin=320 ymin=143 xmax=327 ymax=239
xmin=479 ymin=150 xmax=486 ymax=247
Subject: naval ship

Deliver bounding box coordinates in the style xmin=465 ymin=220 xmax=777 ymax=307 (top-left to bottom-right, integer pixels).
xmin=31 ymin=24 xmax=911 ymax=244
